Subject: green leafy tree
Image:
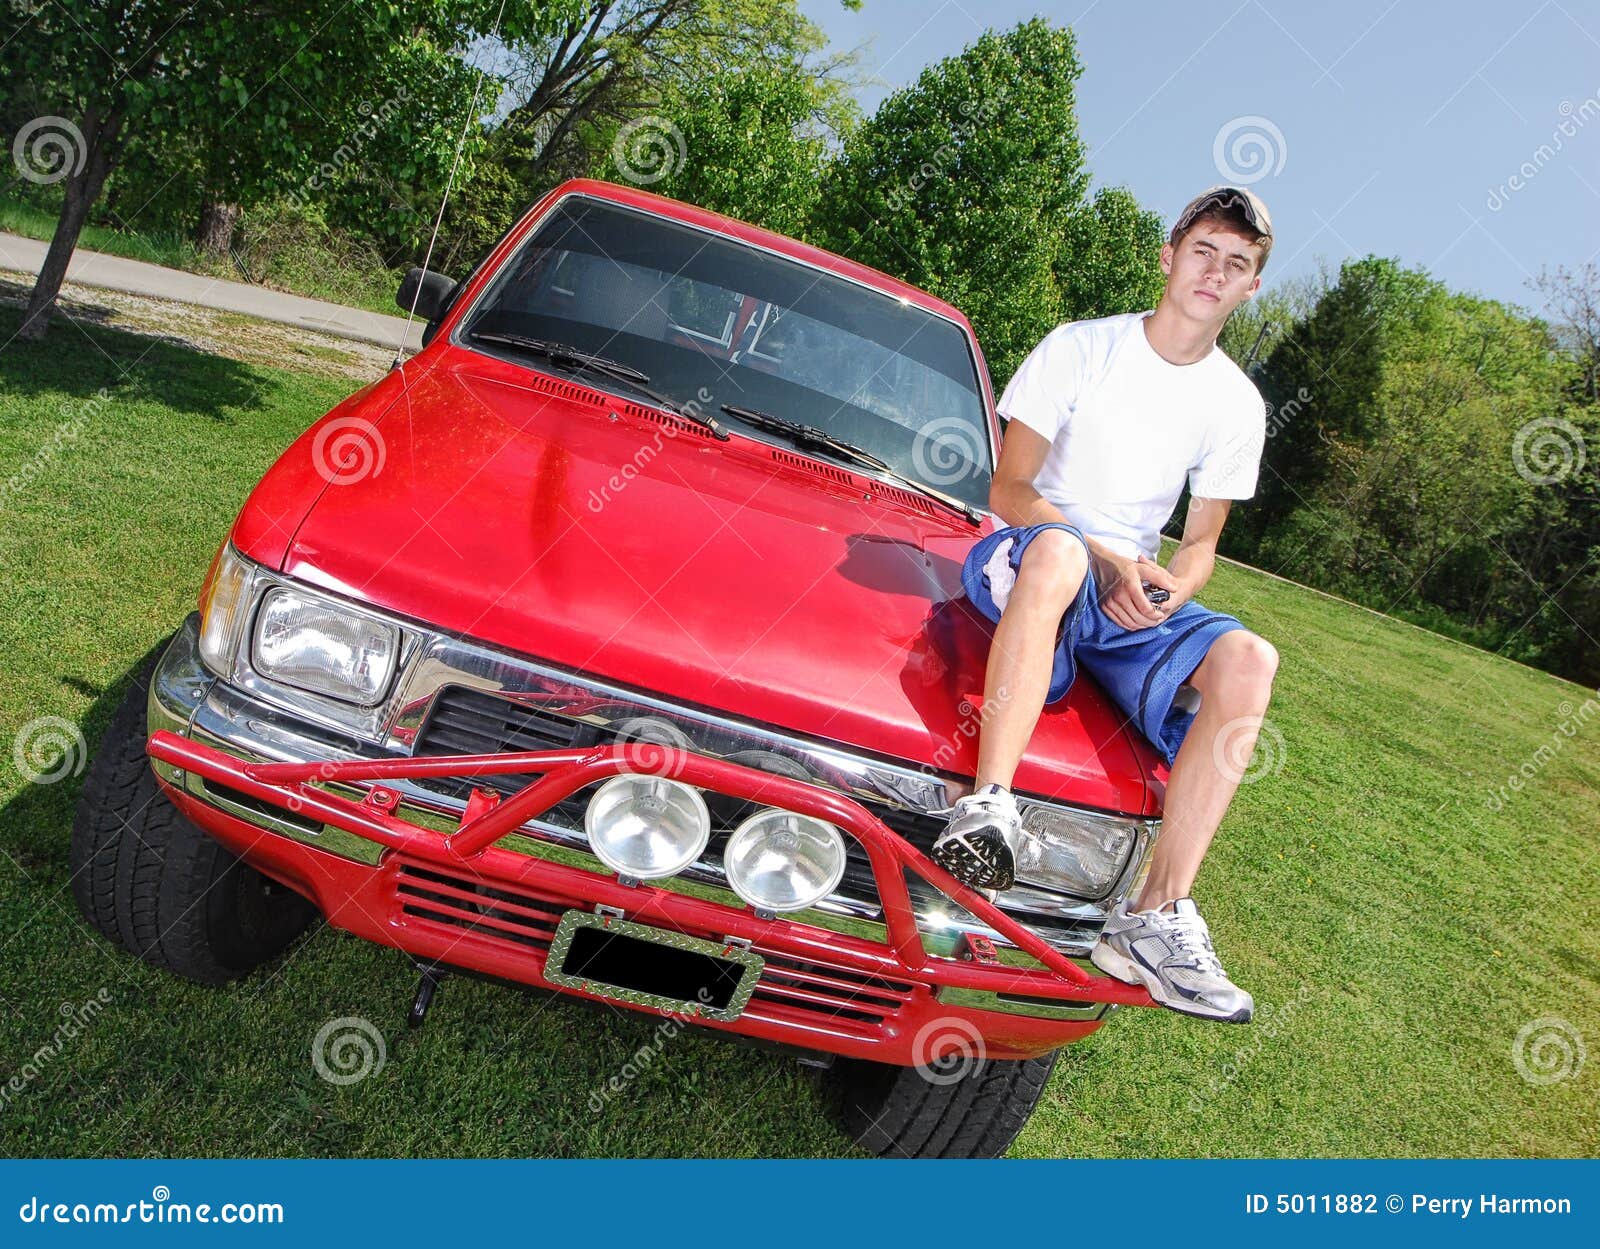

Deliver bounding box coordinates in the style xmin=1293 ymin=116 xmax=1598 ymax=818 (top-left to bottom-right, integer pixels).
xmin=808 ymin=18 xmax=1161 ymax=384
xmin=5 ymin=0 xmax=554 ymax=340
xmin=491 ymin=0 xmax=858 ymax=187
xmin=430 ymin=0 xmax=860 ymax=269
xmin=594 ymin=63 xmax=827 ymax=236
xmin=1235 ymin=254 xmax=1596 ymax=682
xmin=1055 ymin=186 xmax=1166 ymax=327
xmin=1239 ymin=256 xmax=1411 ymax=538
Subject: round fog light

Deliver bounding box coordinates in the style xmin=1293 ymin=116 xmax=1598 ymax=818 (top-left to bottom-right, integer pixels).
xmin=724 ymin=809 xmax=847 ymax=913
xmin=584 ymin=774 xmax=710 ymax=879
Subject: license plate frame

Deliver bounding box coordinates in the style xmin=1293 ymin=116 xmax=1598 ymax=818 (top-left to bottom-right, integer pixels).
xmin=545 ymin=910 xmax=764 ymax=1023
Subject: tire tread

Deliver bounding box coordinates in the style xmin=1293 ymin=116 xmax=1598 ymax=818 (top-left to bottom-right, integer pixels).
xmin=68 ymin=636 xmax=315 ymax=985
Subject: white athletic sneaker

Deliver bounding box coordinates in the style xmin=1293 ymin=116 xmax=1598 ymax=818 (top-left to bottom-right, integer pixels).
xmin=1090 ymin=896 xmax=1254 ymax=1023
xmin=930 ymin=783 xmax=1022 ymax=891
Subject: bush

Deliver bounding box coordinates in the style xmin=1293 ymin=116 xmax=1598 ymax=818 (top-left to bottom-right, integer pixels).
xmin=228 ymin=198 xmax=404 ymax=314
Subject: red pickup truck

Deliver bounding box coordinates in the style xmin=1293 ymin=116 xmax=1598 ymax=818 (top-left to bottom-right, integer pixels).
xmin=72 ymin=178 xmax=1162 ymax=1158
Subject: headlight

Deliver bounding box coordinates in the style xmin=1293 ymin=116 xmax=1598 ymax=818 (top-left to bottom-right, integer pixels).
xmin=584 ymin=774 xmax=710 ymax=879
xmin=724 ymin=809 xmax=847 ymax=913
xmin=198 ymin=545 xmax=254 ymax=675
xmin=251 ymin=588 xmax=399 ymax=705
xmin=1013 ymin=805 xmax=1137 ymax=899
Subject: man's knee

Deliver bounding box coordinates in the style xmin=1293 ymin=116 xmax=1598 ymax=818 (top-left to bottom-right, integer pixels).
xmin=1014 ymin=528 xmax=1088 ymax=604
xmin=1193 ymin=630 xmax=1278 ymax=701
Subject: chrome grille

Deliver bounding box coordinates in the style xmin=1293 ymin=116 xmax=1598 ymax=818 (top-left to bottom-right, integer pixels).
xmin=413 ymin=685 xmax=586 ymax=796
xmin=407 ymin=685 xmax=1110 ymax=951
xmin=391 ymin=862 xmax=915 ymax=1027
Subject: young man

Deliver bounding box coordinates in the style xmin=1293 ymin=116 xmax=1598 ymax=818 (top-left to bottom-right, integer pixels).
xmin=931 ymin=185 xmax=1279 ymax=1024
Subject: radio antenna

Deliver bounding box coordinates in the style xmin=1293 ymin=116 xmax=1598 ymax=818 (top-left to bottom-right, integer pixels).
xmin=1243 ymin=320 xmax=1273 ymax=374
xmin=393 ymin=0 xmax=511 ymax=371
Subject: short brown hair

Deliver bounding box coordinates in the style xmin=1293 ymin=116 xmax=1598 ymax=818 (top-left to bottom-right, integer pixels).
xmin=1170 ymin=204 xmax=1272 ymax=275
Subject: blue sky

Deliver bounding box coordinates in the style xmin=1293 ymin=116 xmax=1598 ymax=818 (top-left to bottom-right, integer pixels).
xmin=797 ymin=0 xmax=1600 ymax=314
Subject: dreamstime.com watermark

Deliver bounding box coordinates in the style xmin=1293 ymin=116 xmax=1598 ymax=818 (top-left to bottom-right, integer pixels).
xmin=924 ymin=685 xmax=1012 ymax=777
xmin=0 ymin=989 xmax=112 ymax=1113
xmin=1512 ymin=1017 xmax=1586 ymax=1086
xmin=912 ymin=1016 xmax=987 ymax=1086
xmin=1486 ymin=88 xmax=1600 ymax=211
xmin=587 ymin=987 xmax=715 ymax=1112
xmin=310 ymin=416 xmax=387 ymax=485
xmin=610 ymin=714 xmax=694 ymax=780
xmin=311 ymin=1016 xmax=386 ymax=1086
xmin=584 ymin=387 xmax=715 ymax=513
xmin=1484 ymin=691 xmax=1597 ymax=811
xmin=1187 ymin=984 xmax=1313 ymax=1113
xmin=1 ymin=388 xmax=112 ymax=515
xmin=1212 ymin=714 xmax=1288 ymax=785
xmin=1213 ymin=115 xmax=1288 ymax=185
xmin=883 ymin=94 xmax=1005 ymax=213
xmin=1511 ymin=416 xmax=1588 ymax=486
xmin=10 ymin=715 xmax=87 ymax=785
xmin=611 ymin=115 xmax=686 ymax=186
xmin=11 ymin=115 xmax=86 ymax=185
xmin=284 ymin=88 xmax=411 ymax=211
xmin=911 ymin=416 xmax=986 ymax=487
xmin=1199 ymin=385 xmax=1310 ymax=496
xmin=1266 ymin=387 xmax=1312 ymax=438
xmin=17 ymin=1186 xmax=284 ymax=1225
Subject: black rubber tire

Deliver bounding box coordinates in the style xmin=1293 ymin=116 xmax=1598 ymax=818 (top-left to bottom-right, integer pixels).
xmin=829 ymin=1047 xmax=1060 ymax=1158
xmin=68 ymin=635 xmax=318 ymax=985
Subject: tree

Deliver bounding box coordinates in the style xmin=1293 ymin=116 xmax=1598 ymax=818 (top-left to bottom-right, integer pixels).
xmin=593 ymin=63 xmax=827 ymax=236
xmin=1238 ymin=256 xmax=1412 ymax=539
xmin=1216 ymin=263 xmax=1331 ymax=373
xmin=488 ymin=0 xmax=857 ymax=184
xmin=6 ymin=0 xmax=552 ymax=340
xmin=427 ymin=0 xmax=859 ymax=269
xmin=1532 ymin=262 xmax=1600 ymax=404
xmin=1232 ymin=253 xmax=1597 ymax=683
xmin=808 ymin=19 xmax=1161 ymax=385
xmin=1055 ymin=186 xmax=1165 ymax=328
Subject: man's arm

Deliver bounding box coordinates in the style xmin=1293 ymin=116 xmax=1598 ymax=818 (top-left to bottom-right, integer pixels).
xmin=989 ymin=421 xmax=1170 ymax=630
xmin=1157 ymin=495 xmax=1232 ymax=608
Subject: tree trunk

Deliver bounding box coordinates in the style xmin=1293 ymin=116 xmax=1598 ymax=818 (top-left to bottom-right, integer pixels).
xmin=197 ymin=198 xmax=242 ymax=259
xmin=20 ymin=109 xmax=121 ymax=342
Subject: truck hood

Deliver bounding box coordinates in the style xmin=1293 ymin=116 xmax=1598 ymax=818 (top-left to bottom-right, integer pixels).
xmin=277 ymin=350 xmax=1153 ymax=813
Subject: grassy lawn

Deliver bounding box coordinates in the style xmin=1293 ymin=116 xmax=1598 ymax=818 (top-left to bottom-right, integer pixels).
xmin=0 ymin=306 xmax=1595 ymax=1158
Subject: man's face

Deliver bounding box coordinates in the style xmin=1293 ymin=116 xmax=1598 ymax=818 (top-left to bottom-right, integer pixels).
xmin=1160 ymin=221 xmax=1263 ymax=322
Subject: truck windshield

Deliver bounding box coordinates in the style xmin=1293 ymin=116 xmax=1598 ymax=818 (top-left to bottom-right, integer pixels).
xmin=461 ymin=195 xmax=993 ymax=508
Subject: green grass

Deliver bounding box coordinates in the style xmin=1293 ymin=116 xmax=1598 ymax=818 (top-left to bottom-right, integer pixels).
xmin=0 ymin=195 xmax=403 ymax=318
xmin=0 ymin=196 xmax=203 ymax=271
xmin=0 ymin=306 xmax=1596 ymax=1157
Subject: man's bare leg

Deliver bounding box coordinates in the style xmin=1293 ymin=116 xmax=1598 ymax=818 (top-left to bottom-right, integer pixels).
xmin=933 ymin=530 xmax=1089 ymax=889
xmin=1091 ymin=628 xmax=1277 ymax=1022
xmin=1133 ymin=629 xmax=1279 ymax=912
xmin=973 ymin=530 xmax=1089 ymax=790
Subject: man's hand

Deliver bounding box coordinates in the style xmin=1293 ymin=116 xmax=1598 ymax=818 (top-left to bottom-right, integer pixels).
xmin=1095 ymin=550 xmax=1182 ymax=631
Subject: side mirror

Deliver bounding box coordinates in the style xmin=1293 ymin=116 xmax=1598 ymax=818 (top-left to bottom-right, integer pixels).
xmin=396 ymin=267 xmax=458 ymax=322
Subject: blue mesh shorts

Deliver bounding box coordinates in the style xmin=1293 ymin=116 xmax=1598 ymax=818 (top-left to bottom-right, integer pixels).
xmin=960 ymin=522 xmax=1246 ymax=765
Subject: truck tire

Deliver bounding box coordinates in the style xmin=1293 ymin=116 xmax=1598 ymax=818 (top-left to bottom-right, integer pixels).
xmin=69 ymin=635 xmax=318 ymax=985
xmin=829 ymin=1047 xmax=1059 ymax=1159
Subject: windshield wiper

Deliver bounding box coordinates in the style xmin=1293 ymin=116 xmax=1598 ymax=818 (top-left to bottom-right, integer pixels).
xmin=721 ymin=404 xmax=982 ymax=525
xmin=469 ymin=331 xmax=729 ymax=440
xmin=470 ymin=331 xmax=650 ymax=382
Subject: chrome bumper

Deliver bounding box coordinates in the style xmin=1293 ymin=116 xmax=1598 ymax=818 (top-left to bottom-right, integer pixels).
xmin=149 ymin=615 xmax=1149 ymax=963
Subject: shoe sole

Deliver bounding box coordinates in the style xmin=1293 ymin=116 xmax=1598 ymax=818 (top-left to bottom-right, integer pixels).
xmin=930 ymin=828 xmax=1015 ymax=892
xmin=1089 ymin=942 xmax=1253 ymax=1024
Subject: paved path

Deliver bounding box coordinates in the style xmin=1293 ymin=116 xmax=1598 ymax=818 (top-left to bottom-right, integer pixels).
xmin=0 ymin=231 xmax=423 ymax=351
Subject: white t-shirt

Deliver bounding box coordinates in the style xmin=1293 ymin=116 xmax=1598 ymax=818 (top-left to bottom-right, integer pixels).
xmin=997 ymin=310 xmax=1266 ymax=559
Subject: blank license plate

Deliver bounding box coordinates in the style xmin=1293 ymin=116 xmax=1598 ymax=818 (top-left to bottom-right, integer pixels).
xmin=545 ymin=910 xmax=762 ymax=1023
